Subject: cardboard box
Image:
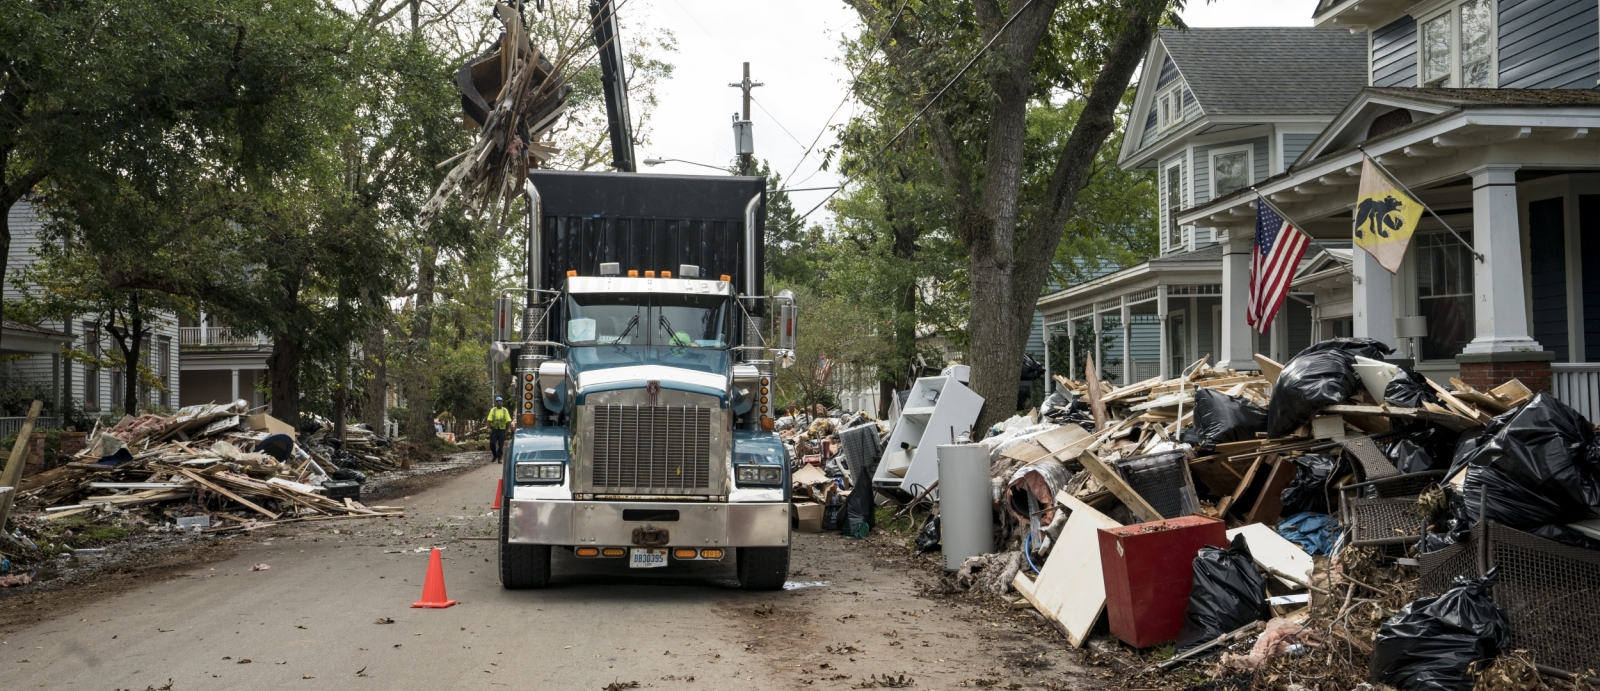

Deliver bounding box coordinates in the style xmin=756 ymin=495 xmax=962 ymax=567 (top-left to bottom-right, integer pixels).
xmin=246 ymin=413 xmax=297 ymax=437
xmin=792 ymin=501 xmax=824 ymax=533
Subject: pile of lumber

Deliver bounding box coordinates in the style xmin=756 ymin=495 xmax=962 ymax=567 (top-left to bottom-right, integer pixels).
xmin=13 ymin=402 xmax=401 ymax=528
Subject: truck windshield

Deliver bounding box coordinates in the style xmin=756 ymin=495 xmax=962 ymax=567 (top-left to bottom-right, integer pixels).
xmin=566 ymin=293 xmax=730 ymax=348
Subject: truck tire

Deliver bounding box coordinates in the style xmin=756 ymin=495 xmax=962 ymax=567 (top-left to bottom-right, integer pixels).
xmin=499 ymin=505 xmax=550 ymax=589
xmin=737 ymin=546 xmax=790 ymax=591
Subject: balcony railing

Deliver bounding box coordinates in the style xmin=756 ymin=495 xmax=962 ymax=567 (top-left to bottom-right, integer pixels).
xmin=179 ymin=327 xmax=270 ymax=348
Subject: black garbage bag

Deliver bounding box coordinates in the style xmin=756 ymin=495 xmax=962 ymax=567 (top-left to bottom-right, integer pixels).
xmin=1383 ymin=437 xmax=1436 ymax=475
xmin=1293 ymin=337 xmax=1395 ymax=362
xmin=1041 ymin=391 xmax=1096 ymax=432
xmin=1279 ymin=454 xmax=1348 ymax=515
xmin=1175 ymin=534 xmax=1270 ymax=654
xmin=840 ymin=450 xmax=880 ymax=539
xmin=1385 ymin=367 xmax=1440 ymax=408
xmin=1370 ymin=569 xmax=1509 ymax=691
xmin=1191 ymin=388 xmax=1268 ymax=452
xmin=1446 ymin=393 xmax=1600 ymax=544
xmin=331 ymin=467 xmax=368 ymax=484
xmin=915 ymin=515 xmax=941 ymax=554
xmin=1267 ymin=339 xmax=1392 ymax=437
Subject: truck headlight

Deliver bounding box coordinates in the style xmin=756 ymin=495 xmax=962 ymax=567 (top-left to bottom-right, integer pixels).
xmin=515 ymin=462 xmax=565 ymax=484
xmin=735 ymin=464 xmax=782 ymax=487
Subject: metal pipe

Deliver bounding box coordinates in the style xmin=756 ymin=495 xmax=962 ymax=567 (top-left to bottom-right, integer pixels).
xmin=743 ymin=193 xmax=760 ymax=300
xmin=524 ymin=179 xmax=542 ymax=310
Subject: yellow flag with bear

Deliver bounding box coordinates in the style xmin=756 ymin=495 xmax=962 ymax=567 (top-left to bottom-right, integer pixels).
xmin=1354 ymin=155 xmax=1424 ymax=273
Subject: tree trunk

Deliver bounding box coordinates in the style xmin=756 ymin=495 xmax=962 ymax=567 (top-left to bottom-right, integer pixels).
xmin=266 ymin=330 xmax=301 ymax=425
xmin=333 ymin=344 xmax=348 ymax=443
xmin=405 ymin=245 xmax=437 ymax=439
xmin=361 ymin=321 xmax=388 ymax=430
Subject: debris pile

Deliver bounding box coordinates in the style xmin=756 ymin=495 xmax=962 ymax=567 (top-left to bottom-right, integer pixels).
xmin=10 ymin=402 xmax=405 ymax=534
xmin=810 ymin=337 xmax=1600 ymax=689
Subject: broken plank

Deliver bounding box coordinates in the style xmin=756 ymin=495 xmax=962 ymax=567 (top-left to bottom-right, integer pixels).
xmin=1254 ymin=354 xmax=1283 ymax=383
xmin=1077 ymin=450 xmax=1162 ymax=523
xmin=1426 ymin=379 xmax=1490 ymax=423
xmin=177 ymin=468 xmax=279 ymax=519
xmin=1243 ymin=457 xmax=1298 ymax=526
xmin=1084 ymin=356 xmax=1108 ymax=432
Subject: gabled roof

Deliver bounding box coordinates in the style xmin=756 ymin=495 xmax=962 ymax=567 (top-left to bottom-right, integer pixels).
xmin=1293 ymin=87 xmax=1600 ymax=167
xmin=1157 ymin=27 xmax=1367 ymax=116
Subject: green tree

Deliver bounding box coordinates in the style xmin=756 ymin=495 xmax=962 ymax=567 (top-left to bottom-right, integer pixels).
xmin=840 ymin=0 xmax=1177 ymax=432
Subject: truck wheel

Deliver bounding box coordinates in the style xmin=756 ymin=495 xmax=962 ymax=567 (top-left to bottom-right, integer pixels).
xmin=737 ymin=546 xmax=790 ymax=591
xmin=499 ymin=505 xmax=550 ymax=589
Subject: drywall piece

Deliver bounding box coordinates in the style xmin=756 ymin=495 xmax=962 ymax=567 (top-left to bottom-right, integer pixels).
xmin=1013 ymin=492 xmax=1121 ymax=647
xmin=1227 ymin=523 xmax=1313 ymax=589
xmin=872 ymin=375 xmax=983 ymax=493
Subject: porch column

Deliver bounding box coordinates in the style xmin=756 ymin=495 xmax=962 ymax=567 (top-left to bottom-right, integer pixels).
xmin=1353 ymin=235 xmax=1396 ymax=348
xmin=231 ymin=369 xmax=240 ymax=402
xmin=1093 ymin=305 xmax=1103 ymax=380
xmin=1219 ymin=231 xmax=1257 ymax=370
xmin=1120 ymin=295 xmax=1131 ymax=385
xmin=199 ymin=311 xmax=207 ymax=344
xmin=1157 ymin=286 xmax=1170 ymax=380
xmin=1067 ymin=316 xmax=1076 ymax=381
xmin=1041 ymin=320 xmax=1051 ymax=392
xmin=1458 ymin=164 xmax=1552 ymax=390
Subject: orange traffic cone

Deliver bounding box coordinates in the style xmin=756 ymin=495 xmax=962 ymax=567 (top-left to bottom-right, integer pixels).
xmin=492 ymin=478 xmax=503 ymax=510
xmin=411 ymin=548 xmax=457 ymax=609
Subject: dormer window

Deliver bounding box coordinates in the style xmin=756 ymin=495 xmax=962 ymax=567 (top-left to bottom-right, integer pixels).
xmin=1156 ymin=84 xmax=1185 ymax=131
xmin=1420 ymin=0 xmax=1494 ymax=88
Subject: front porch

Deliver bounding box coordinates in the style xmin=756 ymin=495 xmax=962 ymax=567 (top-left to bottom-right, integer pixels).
xmin=1177 ymin=88 xmax=1600 ymax=418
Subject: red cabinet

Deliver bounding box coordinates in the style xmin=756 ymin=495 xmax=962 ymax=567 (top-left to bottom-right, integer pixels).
xmin=1097 ymin=516 xmax=1227 ymax=648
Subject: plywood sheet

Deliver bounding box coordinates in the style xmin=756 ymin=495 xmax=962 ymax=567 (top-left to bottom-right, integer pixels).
xmin=1226 ymin=523 xmax=1313 ymax=589
xmin=1012 ymin=492 xmax=1121 ymax=647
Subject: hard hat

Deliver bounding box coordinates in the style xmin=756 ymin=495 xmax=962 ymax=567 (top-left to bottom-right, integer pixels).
xmin=495 ymin=396 xmax=504 ymax=402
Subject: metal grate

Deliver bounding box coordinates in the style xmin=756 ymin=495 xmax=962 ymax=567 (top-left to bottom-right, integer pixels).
xmin=1341 ymin=436 xmax=1399 ymax=481
xmin=1342 ymin=496 xmax=1420 ymax=545
xmin=1417 ymin=535 xmax=1477 ymax=597
xmin=591 ymin=404 xmax=713 ymax=492
xmin=1118 ymin=451 xmax=1196 ymax=518
xmin=1485 ymin=523 xmax=1600 ymax=675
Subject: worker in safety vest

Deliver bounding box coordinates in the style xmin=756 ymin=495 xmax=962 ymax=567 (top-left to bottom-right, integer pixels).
xmin=486 ymin=397 xmax=513 ymax=463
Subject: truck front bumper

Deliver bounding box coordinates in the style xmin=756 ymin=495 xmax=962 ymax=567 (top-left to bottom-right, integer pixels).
xmin=507 ymin=499 xmax=790 ymax=548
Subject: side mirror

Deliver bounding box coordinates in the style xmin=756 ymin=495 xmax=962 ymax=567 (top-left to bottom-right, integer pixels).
xmin=493 ymin=297 xmax=517 ymax=342
xmin=777 ymin=290 xmax=797 ymax=352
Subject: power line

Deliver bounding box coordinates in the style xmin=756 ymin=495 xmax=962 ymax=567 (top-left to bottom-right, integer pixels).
xmin=750 ymin=96 xmax=808 ymax=151
xmin=876 ymin=0 xmax=1039 ymax=156
xmin=783 ymin=0 xmax=913 ymax=183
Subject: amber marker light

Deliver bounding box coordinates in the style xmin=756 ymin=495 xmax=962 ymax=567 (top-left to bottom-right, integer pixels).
xmin=601 ymin=548 xmax=626 ymax=557
xmin=566 ymin=269 xmax=578 ymax=277
xmin=700 ymin=548 xmax=723 ymax=559
xmin=673 ymin=548 xmax=698 ymax=559
xmin=627 ymin=269 xmax=639 ymax=277
xmin=575 ymin=547 xmax=600 ymax=557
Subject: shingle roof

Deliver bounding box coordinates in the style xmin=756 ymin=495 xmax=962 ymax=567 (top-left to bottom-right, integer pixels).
xmin=3 ymin=320 xmax=68 ymax=337
xmin=1158 ymin=27 xmax=1368 ymax=116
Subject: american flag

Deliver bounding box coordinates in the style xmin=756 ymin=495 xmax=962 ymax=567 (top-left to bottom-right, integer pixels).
xmin=1248 ymin=197 xmax=1311 ymax=333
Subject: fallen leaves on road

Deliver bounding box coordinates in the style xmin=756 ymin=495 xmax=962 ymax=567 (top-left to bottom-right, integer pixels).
xmin=753 ymin=603 xmax=775 ymax=617
xmin=826 ymin=643 xmax=862 ymax=655
xmin=838 ymin=613 xmax=857 ymax=623
xmin=356 ymin=666 xmax=368 ymax=677
xmin=602 ymin=682 xmax=640 ymax=690
xmin=853 ymin=673 xmax=915 ymax=688
xmin=237 ymin=659 xmax=251 ymax=664
xmin=374 ymin=617 xmax=394 ymax=624
xmin=251 ymin=564 xmax=270 ymax=571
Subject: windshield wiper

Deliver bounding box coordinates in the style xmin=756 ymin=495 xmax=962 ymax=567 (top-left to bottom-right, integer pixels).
xmin=612 ymin=314 xmax=640 ymax=346
xmin=658 ymin=314 xmax=689 ymax=347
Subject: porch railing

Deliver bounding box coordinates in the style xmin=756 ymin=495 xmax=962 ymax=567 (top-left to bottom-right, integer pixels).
xmin=0 ymin=416 xmax=59 ymax=439
xmin=178 ymin=327 xmax=270 ymax=348
xmin=1551 ymin=363 xmax=1600 ymax=423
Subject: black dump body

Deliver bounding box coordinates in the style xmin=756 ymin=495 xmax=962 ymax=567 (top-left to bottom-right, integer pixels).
xmin=527 ymin=170 xmax=766 ymax=313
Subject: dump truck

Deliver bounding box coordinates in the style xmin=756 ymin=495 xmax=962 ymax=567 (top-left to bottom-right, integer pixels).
xmin=495 ymin=170 xmax=799 ymax=590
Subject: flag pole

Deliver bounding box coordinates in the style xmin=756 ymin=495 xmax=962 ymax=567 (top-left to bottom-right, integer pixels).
xmin=1249 ymin=189 xmax=1362 ymax=285
xmin=1356 ymin=146 xmax=1483 ymax=263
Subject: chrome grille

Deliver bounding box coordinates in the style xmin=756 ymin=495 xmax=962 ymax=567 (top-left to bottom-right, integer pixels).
xmin=591 ymin=405 xmax=713 ymax=491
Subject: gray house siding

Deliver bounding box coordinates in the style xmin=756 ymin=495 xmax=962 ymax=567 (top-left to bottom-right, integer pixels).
xmin=1371 ymin=16 xmax=1418 ymax=87
xmin=1499 ymin=0 xmax=1600 ymax=88
xmin=1156 ymin=55 xmax=1181 ymax=89
xmin=1283 ymin=134 xmax=1317 ymax=169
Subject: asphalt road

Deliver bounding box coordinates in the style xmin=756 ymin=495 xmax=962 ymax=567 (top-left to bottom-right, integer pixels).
xmin=4 ymin=460 xmax=1091 ymax=690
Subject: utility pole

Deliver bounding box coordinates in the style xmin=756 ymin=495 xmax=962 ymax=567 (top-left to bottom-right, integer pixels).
xmin=729 ymin=62 xmax=761 ymax=175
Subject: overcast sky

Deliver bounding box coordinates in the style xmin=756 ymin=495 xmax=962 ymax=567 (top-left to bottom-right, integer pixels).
xmin=627 ymin=0 xmax=1320 ymax=224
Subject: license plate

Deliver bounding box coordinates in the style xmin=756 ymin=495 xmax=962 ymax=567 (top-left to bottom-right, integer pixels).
xmin=629 ymin=548 xmax=668 ymax=568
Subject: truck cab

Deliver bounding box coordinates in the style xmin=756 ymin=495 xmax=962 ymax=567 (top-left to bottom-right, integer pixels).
xmin=497 ymin=171 xmax=795 ymax=590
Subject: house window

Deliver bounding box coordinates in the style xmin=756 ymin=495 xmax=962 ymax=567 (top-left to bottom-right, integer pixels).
xmin=1420 ymin=0 xmax=1494 ymax=88
xmin=1156 ymin=85 xmax=1185 ymax=131
xmin=1164 ymin=162 xmax=1185 ymax=251
xmin=83 ymin=323 xmax=100 ymax=412
xmin=1211 ymin=148 xmax=1251 ymax=199
xmin=1415 ymin=231 xmax=1475 ymax=361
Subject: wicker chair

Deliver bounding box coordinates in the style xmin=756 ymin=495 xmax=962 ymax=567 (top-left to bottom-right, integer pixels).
xmin=1336 ymin=436 xmax=1446 ymax=547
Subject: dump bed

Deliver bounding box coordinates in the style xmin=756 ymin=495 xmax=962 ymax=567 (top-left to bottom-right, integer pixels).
xmin=527 ymin=170 xmax=766 ymax=310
